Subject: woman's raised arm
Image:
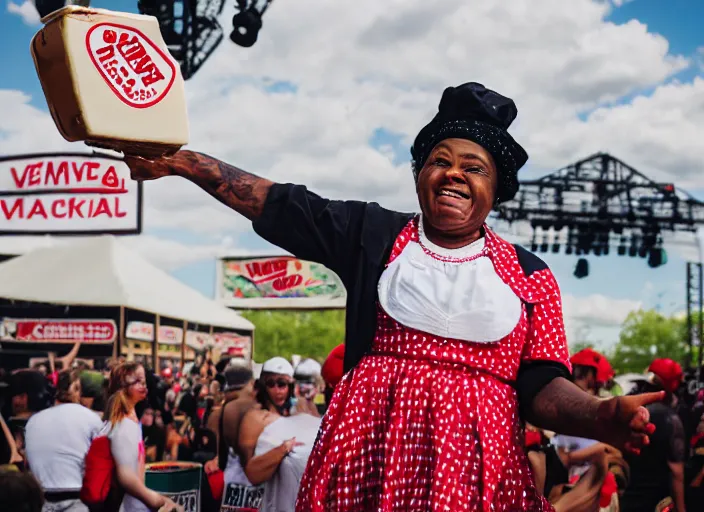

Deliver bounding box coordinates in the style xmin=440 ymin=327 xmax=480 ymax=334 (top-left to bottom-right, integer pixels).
xmin=125 ymin=150 xmax=274 ymax=221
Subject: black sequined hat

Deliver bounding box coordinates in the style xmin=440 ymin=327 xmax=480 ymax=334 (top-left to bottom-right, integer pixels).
xmin=411 ymin=82 xmax=528 ymax=204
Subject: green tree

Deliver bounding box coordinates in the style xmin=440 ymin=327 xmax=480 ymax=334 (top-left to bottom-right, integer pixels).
xmin=610 ymin=309 xmax=688 ymax=374
xmin=569 ymin=341 xmax=594 ymax=355
xmin=241 ymin=310 xmax=345 ymax=362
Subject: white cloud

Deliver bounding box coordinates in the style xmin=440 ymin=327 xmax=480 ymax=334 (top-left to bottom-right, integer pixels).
xmin=563 ymin=293 xmax=641 ymax=326
xmin=7 ymin=0 xmax=40 ymax=26
xmin=0 ymin=0 xmax=699 ymax=262
xmin=0 ymin=233 xmax=228 ymax=271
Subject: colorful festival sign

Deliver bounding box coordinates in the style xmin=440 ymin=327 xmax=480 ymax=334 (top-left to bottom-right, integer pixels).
xmin=0 ymin=318 xmax=117 ymax=344
xmin=216 ymin=256 xmax=346 ymax=309
xmin=0 ymin=152 xmax=142 ymax=235
xmin=213 ymin=332 xmax=252 ymax=359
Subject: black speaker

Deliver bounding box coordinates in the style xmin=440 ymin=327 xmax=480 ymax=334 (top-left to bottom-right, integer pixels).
xmin=574 ymin=258 xmax=589 ymax=279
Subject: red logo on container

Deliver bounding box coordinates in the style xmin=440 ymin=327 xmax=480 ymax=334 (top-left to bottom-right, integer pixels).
xmin=86 ymin=23 xmax=176 ymax=109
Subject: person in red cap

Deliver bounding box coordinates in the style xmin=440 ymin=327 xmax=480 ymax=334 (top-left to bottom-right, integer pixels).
xmin=620 ymin=358 xmax=686 ymax=512
xmin=320 ymin=344 xmax=345 ymax=410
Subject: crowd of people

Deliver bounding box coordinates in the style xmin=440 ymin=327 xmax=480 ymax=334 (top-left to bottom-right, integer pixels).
xmin=524 ymin=349 xmax=704 ymax=512
xmin=1 ymin=345 xmax=704 ymax=511
xmin=0 ymin=345 xmax=346 ymax=512
xmin=2 ymin=343 xmax=704 ymax=512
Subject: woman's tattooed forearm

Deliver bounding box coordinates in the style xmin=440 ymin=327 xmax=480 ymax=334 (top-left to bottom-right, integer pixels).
xmin=527 ymin=377 xmax=602 ymax=439
xmin=169 ymin=150 xmax=273 ymax=220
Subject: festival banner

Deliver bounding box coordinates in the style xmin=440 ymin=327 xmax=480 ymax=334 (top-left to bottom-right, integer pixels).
xmin=125 ymin=322 xmax=186 ymax=345
xmin=213 ymin=332 xmax=252 ymax=359
xmin=125 ymin=321 xmax=154 ymax=342
xmin=0 ymin=152 xmax=142 ymax=235
xmin=186 ymin=330 xmax=211 ymax=351
xmin=216 ymin=255 xmax=346 ymax=309
xmin=0 ymin=318 xmax=117 ymax=344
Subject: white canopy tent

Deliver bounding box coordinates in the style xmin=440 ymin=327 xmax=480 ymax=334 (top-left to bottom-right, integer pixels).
xmin=0 ymin=235 xmax=253 ymax=332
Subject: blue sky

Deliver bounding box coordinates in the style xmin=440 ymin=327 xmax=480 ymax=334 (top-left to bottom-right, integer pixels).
xmin=1 ymin=0 xmax=703 ymax=350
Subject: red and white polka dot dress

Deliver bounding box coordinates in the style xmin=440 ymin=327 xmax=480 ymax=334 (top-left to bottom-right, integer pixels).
xmin=296 ymin=218 xmax=571 ymax=512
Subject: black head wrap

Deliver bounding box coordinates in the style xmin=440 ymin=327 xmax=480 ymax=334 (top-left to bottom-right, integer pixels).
xmin=411 ymin=82 xmax=528 ymax=204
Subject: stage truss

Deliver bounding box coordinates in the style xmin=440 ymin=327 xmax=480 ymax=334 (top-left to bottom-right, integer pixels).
xmin=495 ymin=152 xmax=704 ymax=369
xmin=138 ymin=0 xmax=275 ymax=80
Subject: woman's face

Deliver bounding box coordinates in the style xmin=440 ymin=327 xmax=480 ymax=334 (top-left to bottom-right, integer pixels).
xmin=264 ymin=373 xmax=292 ymax=408
xmin=417 ymin=138 xmax=497 ymax=240
xmin=126 ymin=366 xmax=148 ymax=404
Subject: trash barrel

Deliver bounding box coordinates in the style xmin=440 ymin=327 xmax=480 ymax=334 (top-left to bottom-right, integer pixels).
xmin=145 ymin=461 xmax=202 ymax=512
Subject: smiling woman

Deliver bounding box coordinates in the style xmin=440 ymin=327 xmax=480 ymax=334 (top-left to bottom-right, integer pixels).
xmin=126 ymin=82 xmax=663 ymax=512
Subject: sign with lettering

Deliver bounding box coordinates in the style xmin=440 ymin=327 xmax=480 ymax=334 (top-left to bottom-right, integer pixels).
xmin=213 ymin=332 xmax=251 ymax=359
xmin=186 ymin=330 xmax=211 ymax=351
xmin=86 ymin=23 xmax=176 ymax=109
xmin=0 ymin=153 xmax=141 ymax=235
xmin=220 ymin=482 xmax=264 ymax=511
xmin=0 ymin=318 xmax=117 ymax=344
xmin=125 ymin=322 xmax=186 ymax=345
xmin=125 ymin=321 xmax=154 ymax=342
xmin=217 ymin=256 xmax=346 ymax=309
xmin=158 ymin=325 xmax=183 ymax=345
xmin=145 ymin=462 xmax=201 ymax=512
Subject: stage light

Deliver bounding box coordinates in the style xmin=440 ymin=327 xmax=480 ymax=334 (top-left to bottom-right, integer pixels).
xmin=231 ymin=7 xmax=263 ymax=47
xmin=565 ymin=245 xmax=574 ymax=255
xmin=617 ymin=236 xmax=627 ymax=256
xmin=531 ymin=239 xmax=538 ymax=252
xmin=574 ymin=258 xmax=589 ymax=279
xmin=540 ymin=236 xmax=549 ymax=253
xmin=552 ymin=243 xmax=560 ymax=254
xmin=638 ymin=246 xmax=648 ymax=258
xmin=648 ymin=248 xmax=668 ymax=268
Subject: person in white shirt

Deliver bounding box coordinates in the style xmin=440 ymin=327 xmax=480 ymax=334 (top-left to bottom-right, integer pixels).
xmin=25 ymin=369 xmax=103 ymax=512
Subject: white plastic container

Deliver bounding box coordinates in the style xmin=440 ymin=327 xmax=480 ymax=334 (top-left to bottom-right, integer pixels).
xmin=31 ymin=6 xmax=189 ymax=157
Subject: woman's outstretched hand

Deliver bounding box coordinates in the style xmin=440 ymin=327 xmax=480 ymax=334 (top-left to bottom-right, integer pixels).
xmin=597 ymin=391 xmax=665 ymax=454
xmin=124 ymin=153 xmax=179 ymax=181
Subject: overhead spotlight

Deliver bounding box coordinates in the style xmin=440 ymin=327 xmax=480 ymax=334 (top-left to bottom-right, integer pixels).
xmin=617 ymin=236 xmax=627 ymax=256
xmin=540 ymin=235 xmax=549 ymax=253
xmin=638 ymin=246 xmax=648 ymax=258
xmin=574 ymin=258 xmax=589 ymax=279
xmin=230 ymin=7 xmax=263 ymax=47
xmin=530 ymin=237 xmax=538 ymax=252
xmin=603 ymin=244 xmax=610 ymax=256
xmin=647 ymin=248 xmax=668 ymax=268
xmin=629 ymin=234 xmax=639 ymax=257
xmin=565 ymin=244 xmax=574 ymax=255
xmin=594 ymin=244 xmax=602 ymax=256
xmin=551 ymin=243 xmax=560 ymax=254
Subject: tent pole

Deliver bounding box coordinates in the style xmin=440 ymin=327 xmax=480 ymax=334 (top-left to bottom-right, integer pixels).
xmin=154 ymin=314 xmax=160 ymax=371
xmin=180 ymin=320 xmax=187 ymax=371
xmin=115 ymin=306 xmax=125 ymax=359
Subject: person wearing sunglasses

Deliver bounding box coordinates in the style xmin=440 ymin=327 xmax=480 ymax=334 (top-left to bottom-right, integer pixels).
xmin=234 ymin=358 xmax=321 ymax=511
xmin=255 ymin=358 xmax=295 ymax=417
